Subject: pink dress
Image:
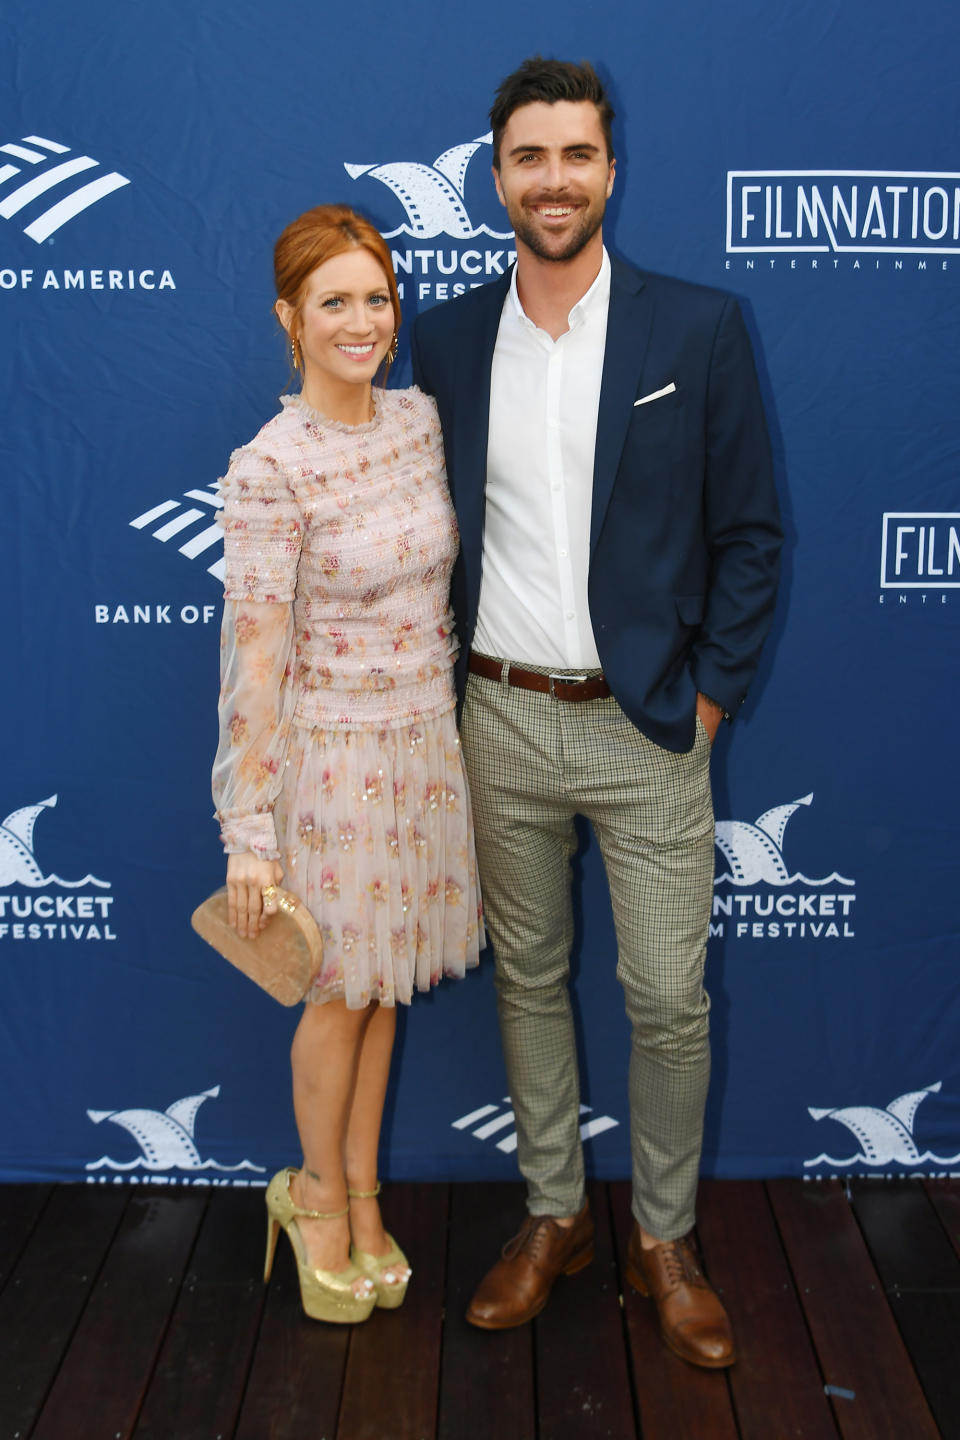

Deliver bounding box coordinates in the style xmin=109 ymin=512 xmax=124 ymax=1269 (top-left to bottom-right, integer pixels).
xmin=212 ymin=387 xmax=483 ymax=1008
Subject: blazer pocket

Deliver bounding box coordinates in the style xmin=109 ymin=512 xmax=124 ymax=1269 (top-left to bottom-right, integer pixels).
xmin=625 ymin=394 xmax=686 ymax=470
xmin=633 ymin=383 xmax=682 ymax=412
xmin=634 ymin=381 xmax=678 ymax=407
xmin=675 ymin=594 xmax=705 ymax=626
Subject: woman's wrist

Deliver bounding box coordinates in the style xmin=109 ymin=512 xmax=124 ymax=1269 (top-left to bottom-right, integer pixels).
xmin=219 ymin=812 xmax=279 ymax=859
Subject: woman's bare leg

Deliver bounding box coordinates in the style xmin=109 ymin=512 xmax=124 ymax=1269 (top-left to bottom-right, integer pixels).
xmin=288 ymin=998 xmax=374 ymax=1294
xmin=344 ymin=1004 xmax=410 ymax=1283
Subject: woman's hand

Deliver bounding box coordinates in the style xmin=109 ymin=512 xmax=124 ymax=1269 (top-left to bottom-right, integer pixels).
xmin=226 ymin=852 xmax=285 ymax=939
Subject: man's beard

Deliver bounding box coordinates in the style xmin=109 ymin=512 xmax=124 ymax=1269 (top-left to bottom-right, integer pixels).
xmin=508 ymin=195 xmax=605 ymax=263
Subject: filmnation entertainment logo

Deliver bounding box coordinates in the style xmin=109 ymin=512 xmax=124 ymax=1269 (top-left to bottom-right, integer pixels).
xmin=726 ymin=171 xmax=960 ymax=255
xmin=0 ymin=135 xmax=129 ymax=242
xmin=880 ymin=513 xmax=960 ymax=589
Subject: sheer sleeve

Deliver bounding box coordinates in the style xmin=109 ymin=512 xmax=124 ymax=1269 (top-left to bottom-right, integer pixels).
xmin=211 ymin=443 xmax=303 ymax=858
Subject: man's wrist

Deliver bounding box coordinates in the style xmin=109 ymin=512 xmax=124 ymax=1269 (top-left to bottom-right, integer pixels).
xmin=697 ymin=691 xmax=731 ymax=722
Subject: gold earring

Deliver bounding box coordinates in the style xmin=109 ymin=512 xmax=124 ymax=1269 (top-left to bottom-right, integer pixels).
xmin=291 ymin=338 xmax=300 ymax=373
xmin=388 ymin=333 xmax=398 ymax=363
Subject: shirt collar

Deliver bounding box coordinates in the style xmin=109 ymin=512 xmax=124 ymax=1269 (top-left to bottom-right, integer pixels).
xmin=508 ymin=246 xmax=611 ymax=333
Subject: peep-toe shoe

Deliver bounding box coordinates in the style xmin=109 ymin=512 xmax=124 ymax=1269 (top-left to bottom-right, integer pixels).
xmin=348 ymin=1182 xmax=412 ymax=1309
xmin=264 ymin=1168 xmax=376 ymax=1324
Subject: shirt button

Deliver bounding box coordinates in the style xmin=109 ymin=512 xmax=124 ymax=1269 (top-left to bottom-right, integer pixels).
xmin=559 ymin=549 xmax=568 ymax=557
xmin=566 ymin=611 xmax=574 ymax=620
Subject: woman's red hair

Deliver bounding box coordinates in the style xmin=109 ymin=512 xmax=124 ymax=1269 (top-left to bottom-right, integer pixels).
xmin=274 ymin=204 xmax=401 ymax=378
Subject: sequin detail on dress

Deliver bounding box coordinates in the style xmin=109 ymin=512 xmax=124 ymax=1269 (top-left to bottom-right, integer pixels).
xmin=212 ymin=387 xmax=482 ymax=1007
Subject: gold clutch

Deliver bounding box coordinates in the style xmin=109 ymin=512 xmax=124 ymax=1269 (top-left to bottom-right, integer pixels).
xmin=191 ymin=886 xmax=322 ymax=1006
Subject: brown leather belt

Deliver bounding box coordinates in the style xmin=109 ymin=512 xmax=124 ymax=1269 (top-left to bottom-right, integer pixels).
xmin=468 ymin=651 xmax=611 ymax=701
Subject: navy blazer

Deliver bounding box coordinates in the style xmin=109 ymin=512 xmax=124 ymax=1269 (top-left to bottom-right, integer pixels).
xmin=410 ymin=254 xmax=782 ymax=753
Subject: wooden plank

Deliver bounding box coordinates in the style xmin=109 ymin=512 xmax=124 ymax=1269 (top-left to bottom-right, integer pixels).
xmin=2 ymin=1177 xmax=955 ymax=1440
xmin=233 ymin=1199 xmax=348 ymax=1440
xmin=851 ymin=1178 xmax=960 ymax=1438
xmin=696 ymin=1179 xmax=838 ymax=1439
xmin=609 ymin=1181 xmax=738 ymax=1440
xmin=923 ymin=1178 xmax=960 ymax=1263
xmin=850 ymin=1177 xmax=960 ymax=1291
xmin=534 ymin=1180 xmax=637 ymax=1439
xmin=886 ymin=1292 xmax=960 ymax=1440
xmin=0 ymin=1182 xmax=53 ymax=1289
xmin=133 ymin=1188 xmax=268 ymax=1440
xmin=337 ymin=1183 xmax=449 ymax=1440
xmin=436 ymin=1181 xmax=536 ymax=1440
xmin=30 ymin=1186 xmax=207 ymax=1440
xmin=768 ymin=1179 xmax=939 ymax=1440
xmin=0 ymin=1183 xmax=128 ymax=1440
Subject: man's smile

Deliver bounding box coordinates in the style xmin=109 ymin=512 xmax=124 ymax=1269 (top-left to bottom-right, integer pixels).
xmin=527 ymin=196 xmax=582 ymax=218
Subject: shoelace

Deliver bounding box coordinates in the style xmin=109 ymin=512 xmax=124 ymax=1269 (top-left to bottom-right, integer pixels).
xmin=502 ymin=1214 xmax=556 ymax=1263
xmin=660 ymin=1239 xmax=706 ymax=1290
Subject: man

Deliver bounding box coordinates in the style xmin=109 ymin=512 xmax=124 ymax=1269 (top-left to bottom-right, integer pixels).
xmin=411 ymin=57 xmax=781 ymax=1368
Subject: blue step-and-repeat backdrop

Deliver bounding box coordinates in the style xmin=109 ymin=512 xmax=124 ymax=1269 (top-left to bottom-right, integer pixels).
xmin=2 ymin=0 xmax=958 ymax=1188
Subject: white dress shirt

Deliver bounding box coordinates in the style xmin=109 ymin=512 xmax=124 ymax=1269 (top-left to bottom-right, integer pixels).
xmin=472 ymin=248 xmax=610 ymax=670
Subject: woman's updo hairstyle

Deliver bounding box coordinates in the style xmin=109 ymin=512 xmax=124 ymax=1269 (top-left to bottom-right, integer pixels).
xmin=273 ymin=204 xmax=402 ymax=380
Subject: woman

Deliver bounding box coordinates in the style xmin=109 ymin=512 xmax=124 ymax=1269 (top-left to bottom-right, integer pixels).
xmin=212 ymin=205 xmax=482 ymax=1324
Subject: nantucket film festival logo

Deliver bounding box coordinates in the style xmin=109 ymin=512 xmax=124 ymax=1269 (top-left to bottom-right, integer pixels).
xmin=804 ymin=1080 xmax=960 ymax=1177
xmin=0 ymin=793 xmax=116 ymax=943
xmin=0 ymin=131 xmax=175 ymax=293
xmin=711 ymin=792 xmax=855 ymax=942
xmin=344 ymin=132 xmax=516 ymax=303
xmin=105 ymin=129 xmax=518 ymax=604
xmin=879 ymin=512 xmax=959 ymax=608
xmin=85 ymin=1084 xmax=267 ymax=1187
xmin=725 ymin=170 xmax=959 ymax=273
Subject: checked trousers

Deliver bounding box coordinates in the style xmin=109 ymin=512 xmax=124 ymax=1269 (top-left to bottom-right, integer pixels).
xmin=460 ymin=666 xmax=715 ymax=1241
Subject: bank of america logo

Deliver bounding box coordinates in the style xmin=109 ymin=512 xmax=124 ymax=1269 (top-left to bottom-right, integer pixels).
xmin=453 ymin=1098 xmax=618 ymax=1154
xmin=0 ymin=135 xmax=129 ymax=243
xmin=130 ymin=482 xmax=224 ymax=581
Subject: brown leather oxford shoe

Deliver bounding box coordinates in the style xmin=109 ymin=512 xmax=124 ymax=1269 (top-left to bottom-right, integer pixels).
xmin=626 ymin=1225 xmax=736 ymax=1368
xmin=465 ymin=1201 xmax=594 ymax=1329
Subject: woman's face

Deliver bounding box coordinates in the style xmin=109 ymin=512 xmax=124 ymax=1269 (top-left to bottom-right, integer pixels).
xmin=281 ymin=248 xmax=395 ymax=393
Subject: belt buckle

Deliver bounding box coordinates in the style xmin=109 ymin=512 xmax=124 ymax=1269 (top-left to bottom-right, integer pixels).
xmin=548 ymin=672 xmax=587 ymax=700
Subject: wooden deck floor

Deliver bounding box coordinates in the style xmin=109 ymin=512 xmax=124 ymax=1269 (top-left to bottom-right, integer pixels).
xmin=1 ymin=1177 xmax=958 ymax=1439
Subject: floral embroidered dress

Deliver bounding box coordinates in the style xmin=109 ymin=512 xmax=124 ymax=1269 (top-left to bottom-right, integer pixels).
xmin=212 ymin=387 xmax=482 ymax=1008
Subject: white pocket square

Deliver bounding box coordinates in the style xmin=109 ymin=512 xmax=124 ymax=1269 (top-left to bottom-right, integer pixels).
xmin=634 ymin=382 xmax=677 ymax=407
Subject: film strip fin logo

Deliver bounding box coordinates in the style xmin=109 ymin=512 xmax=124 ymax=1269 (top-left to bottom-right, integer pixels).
xmin=130 ymin=483 xmax=225 ymax=581
xmin=0 ymin=135 xmax=129 ymax=242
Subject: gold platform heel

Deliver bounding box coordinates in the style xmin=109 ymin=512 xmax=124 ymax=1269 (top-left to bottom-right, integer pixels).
xmin=348 ymin=1181 xmax=412 ymax=1310
xmin=264 ymin=1168 xmax=376 ymax=1324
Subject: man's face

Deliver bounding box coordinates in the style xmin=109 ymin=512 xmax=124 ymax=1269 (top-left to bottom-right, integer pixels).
xmin=493 ymin=100 xmax=615 ymax=264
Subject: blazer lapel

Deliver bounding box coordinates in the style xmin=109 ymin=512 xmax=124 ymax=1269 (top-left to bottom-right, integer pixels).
xmin=590 ymin=258 xmax=654 ymax=554
xmin=450 ymin=270 xmax=510 ymax=621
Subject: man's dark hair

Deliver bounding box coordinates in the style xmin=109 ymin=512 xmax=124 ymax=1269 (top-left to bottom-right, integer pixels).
xmin=489 ymin=57 xmax=615 ymax=169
